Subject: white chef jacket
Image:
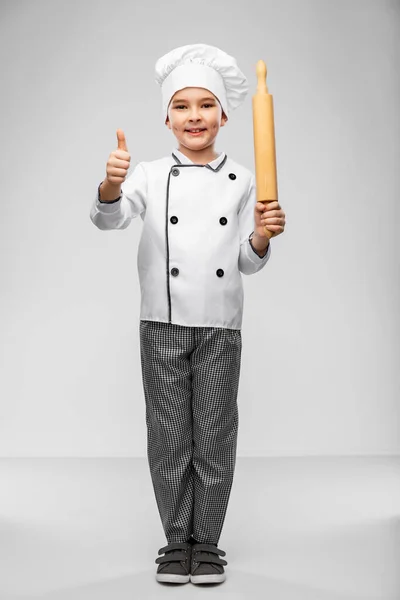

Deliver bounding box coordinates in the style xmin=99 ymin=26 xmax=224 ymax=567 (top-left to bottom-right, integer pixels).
xmin=90 ymin=148 xmax=271 ymax=330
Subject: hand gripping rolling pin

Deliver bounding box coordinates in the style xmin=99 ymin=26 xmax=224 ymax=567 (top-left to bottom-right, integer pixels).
xmin=252 ymin=60 xmax=278 ymax=239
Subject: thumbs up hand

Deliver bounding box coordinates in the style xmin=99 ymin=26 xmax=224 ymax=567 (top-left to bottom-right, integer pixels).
xmin=105 ymin=129 xmax=131 ymax=185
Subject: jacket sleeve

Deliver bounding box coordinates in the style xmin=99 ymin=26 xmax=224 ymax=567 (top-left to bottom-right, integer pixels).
xmin=89 ymin=162 xmax=147 ymax=230
xmin=238 ymin=173 xmax=271 ymax=275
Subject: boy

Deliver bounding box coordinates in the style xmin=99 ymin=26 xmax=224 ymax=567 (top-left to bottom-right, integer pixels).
xmin=90 ymin=43 xmax=285 ymax=585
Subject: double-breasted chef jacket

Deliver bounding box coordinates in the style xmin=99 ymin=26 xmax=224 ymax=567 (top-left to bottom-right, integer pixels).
xmin=90 ymin=148 xmax=271 ymax=330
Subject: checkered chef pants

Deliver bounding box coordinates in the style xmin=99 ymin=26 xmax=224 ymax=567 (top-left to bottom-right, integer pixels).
xmin=139 ymin=319 xmax=242 ymax=545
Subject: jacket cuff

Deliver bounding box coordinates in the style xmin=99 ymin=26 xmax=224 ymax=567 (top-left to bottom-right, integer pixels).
xmin=248 ymin=232 xmax=271 ymax=260
xmin=96 ymin=181 xmax=122 ymax=212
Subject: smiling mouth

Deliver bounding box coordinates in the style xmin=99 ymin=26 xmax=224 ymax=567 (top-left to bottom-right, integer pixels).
xmin=186 ymin=129 xmax=206 ymax=135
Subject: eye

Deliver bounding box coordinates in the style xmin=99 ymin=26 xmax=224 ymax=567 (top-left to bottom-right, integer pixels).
xmin=174 ymin=104 xmax=215 ymax=109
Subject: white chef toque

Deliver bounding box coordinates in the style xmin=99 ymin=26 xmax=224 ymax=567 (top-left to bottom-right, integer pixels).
xmin=154 ymin=43 xmax=249 ymax=123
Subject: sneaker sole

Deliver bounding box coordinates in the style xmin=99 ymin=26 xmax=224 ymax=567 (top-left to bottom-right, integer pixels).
xmin=156 ymin=573 xmax=190 ymax=583
xmin=190 ymin=573 xmax=226 ymax=584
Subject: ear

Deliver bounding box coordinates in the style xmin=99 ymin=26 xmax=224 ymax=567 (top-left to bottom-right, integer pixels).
xmin=165 ymin=117 xmax=171 ymax=130
xmin=220 ymin=112 xmax=228 ymax=127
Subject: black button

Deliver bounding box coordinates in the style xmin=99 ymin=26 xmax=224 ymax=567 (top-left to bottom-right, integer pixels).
xmin=216 ymin=269 xmax=224 ymax=277
xmin=172 ymin=168 xmax=180 ymax=176
xmin=170 ymin=216 xmax=178 ymax=224
xmin=171 ymin=267 xmax=179 ymax=276
xmin=219 ymin=217 xmax=227 ymax=225
xmin=229 ymin=173 xmax=236 ymax=180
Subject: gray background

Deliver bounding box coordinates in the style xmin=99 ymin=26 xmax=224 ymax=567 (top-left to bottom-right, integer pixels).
xmin=0 ymin=0 xmax=398 ymax=457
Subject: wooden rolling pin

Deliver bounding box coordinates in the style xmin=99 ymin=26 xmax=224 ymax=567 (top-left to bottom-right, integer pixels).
xmin=252 ymin=60 xmax=278 ymax=239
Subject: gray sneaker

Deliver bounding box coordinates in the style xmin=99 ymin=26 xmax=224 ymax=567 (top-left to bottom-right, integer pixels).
xmin=155 ymin=541 xmax=192 ymax=583
xmin=190 ymin=542 xmax=228 ymax=584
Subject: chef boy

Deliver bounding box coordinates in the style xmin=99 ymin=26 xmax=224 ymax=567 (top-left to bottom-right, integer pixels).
xmin=90 ymin=43 xmax=285 ymax=585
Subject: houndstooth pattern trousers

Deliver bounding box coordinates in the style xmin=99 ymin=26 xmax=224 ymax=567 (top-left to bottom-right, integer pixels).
xmin=139 ymin=319 xmax=242 ymax=545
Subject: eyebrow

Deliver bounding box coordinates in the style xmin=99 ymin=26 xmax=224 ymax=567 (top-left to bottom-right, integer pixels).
xmin=171 ymin=97 xmax=216 ymax=103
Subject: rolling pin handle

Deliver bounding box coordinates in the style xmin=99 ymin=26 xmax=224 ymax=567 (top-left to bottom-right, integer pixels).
xmin=256 ymin=60 xmax=268 ymax=94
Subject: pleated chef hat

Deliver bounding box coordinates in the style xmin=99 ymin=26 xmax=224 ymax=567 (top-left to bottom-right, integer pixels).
xmin=155 ymin=43 xmax=249 ymax=122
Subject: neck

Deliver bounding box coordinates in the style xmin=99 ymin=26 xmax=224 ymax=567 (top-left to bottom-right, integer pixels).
xmin=177 ymin=144 xmax=219 ymax=165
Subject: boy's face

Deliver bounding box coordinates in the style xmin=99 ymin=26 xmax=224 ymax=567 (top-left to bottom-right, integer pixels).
xmin=165 ymin=87 xmax=227 ymax=152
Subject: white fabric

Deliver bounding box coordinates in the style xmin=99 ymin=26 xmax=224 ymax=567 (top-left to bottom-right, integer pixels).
xmin=173 ymin=147 xmax=226 ymax=168
xmin=160 ymin=63 xmax=228 ymax=121
xmin=90 ymin=150 xmax=271 ymax=330
xmin=155 ymin=43 xmax=249 ymax=121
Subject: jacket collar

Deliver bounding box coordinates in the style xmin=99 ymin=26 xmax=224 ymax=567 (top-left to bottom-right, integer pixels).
xmin=172 ymin=148 xmax=227 ymax=172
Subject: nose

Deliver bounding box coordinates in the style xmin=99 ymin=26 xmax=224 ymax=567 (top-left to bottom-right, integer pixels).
xmin=189 ymin=109 xmax=201 ymax=121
